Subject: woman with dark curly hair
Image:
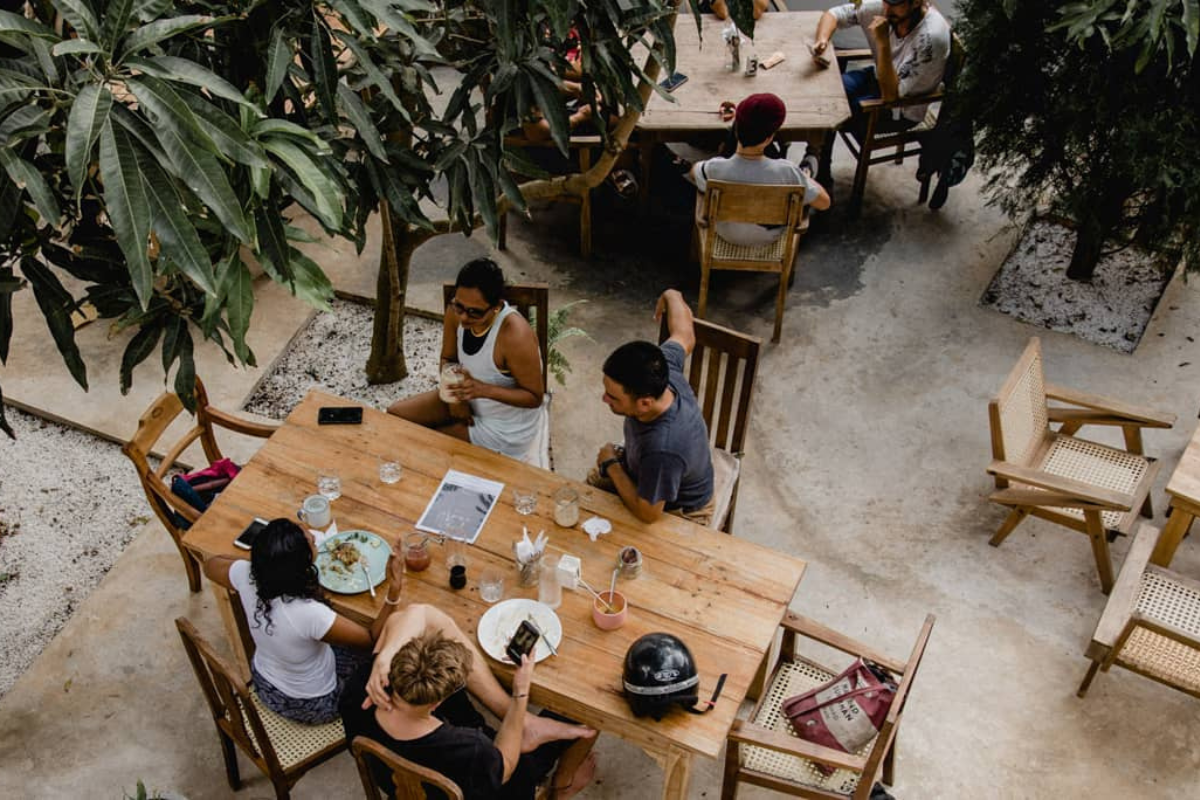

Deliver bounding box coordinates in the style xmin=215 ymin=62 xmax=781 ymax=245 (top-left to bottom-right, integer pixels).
xmin=204 ymin=518 xmax=404 ymax=724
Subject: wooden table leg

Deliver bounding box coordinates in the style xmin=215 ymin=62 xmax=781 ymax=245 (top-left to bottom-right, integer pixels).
xmin=660 ymin=744 xmax=693 ymax=800
xmin=1150 ymin=503 xmax=1195 ymax=567
xmin=210 ymin=582 xmax=252 ymax=680
xmin=638 ymin=137 xmax=654 ymax=213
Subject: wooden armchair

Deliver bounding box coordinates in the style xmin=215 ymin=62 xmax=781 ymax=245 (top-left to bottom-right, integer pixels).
xmin=986 ymin=338 xmax=1175 ymax=593
xmin=500 ymin=133 xmax=602 ymax=258
xmin=1079 ymin=523 xmax=1200 ymax=699
xmin=695 ymin=180 xmax=810 ymax=343
xmin=835 ymin=33 xmax=966 ymax=215
xmin=660 ymin=316 xmax=761 ymax=533
xmin=122 ymin=378 xmax=277 ymax=592
xmin=721 ymin=613 xmax=936 ymax=799
xmin=176 ymin=617 xmax=346 ymax=800
xmin=351 ymin=736 xmax=464 ymax=799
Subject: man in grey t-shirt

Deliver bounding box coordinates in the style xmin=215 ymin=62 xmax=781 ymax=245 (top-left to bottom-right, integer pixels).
xmin=590 ymin=290 xmax=715 ymax=527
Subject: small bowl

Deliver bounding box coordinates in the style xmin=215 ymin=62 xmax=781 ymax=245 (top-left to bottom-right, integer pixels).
xmin=592 ymin=590 xmax=628 ymax=630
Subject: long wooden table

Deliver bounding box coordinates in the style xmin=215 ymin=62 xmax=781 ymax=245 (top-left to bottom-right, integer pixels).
xmin=183 ymin=389 xmax=807 ymax=799
xmin=1151 ymin=423 xmax=1200 ymax=567
xmin=636 ymin=11 xmax=852 ymax=205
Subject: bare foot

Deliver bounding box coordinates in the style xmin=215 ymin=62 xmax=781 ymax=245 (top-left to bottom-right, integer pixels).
xmin=552 ymin=752 xmax=598 ymax=799
xmin=521 ymin=715 xmax=596 ymax=754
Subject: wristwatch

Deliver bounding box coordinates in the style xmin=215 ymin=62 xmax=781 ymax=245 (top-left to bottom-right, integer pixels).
xmin=599 ymin=457 xmax=622 ymax=478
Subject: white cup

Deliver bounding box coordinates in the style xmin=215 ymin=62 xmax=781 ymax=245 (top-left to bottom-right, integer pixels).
xmin=297 ymin=494 xmax=332 ymax=529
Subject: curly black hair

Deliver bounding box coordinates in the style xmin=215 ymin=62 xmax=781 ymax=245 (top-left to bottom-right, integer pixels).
xmin=249 ymin=518 xmax=323 ymax=634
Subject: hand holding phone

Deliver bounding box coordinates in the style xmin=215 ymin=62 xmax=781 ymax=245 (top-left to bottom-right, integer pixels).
xmin=506 ymin=619 xmax=541 ymax=664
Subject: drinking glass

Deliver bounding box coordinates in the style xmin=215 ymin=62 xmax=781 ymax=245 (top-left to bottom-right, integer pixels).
xmin=553 ymin=485 xmax=580 ymax=528
xmin=479 ymin=568 xmax=504 ymax=603
xmin=539 ymin=554 xmax=562 ymax=609
xmin=317 ymin=472 xmax=341 ymax=501
xmin=379 ymin=459 xmax=402 ymax=484
xmin=404 ymin=533 xmax=432 ymax=572
xmin=512 ymin=488 xmax=537 ymax=516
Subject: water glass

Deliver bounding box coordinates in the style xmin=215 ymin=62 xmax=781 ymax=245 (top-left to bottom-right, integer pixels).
xmin=553 ymin=485 xmax=580 ymax=528
xmin=445 ymin=537 xmax=468 ymax=569
xmin=513 ymin=488 xmax=538 ymax=516
xmin=379 ymin=460 xmax=402 ymax=484
xmin=539 ymin=554 xmax=562 ymax=609
xmin=479 ymin=568 xmax=504 ymax=603
xmin=317 ymin=472 xmax=341 ymax=501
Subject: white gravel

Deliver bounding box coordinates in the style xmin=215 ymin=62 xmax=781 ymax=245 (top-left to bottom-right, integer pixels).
xmin=0 ymin=299 xmax=442 ymax=698
xmin=981 ymin=218 xmax=1173 ymax=353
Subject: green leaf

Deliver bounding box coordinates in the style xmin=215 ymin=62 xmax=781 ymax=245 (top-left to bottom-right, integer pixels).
xmin=125 ymin=56 xmax=261 ymax=115
xmin=138 ymin=155 xmax=217 ymax=294
xmin=0 ymin=148 xmax=62 ymax=228
xmin=0 ymin=265 xmax=18 ymax=363
xmin=254 ymin=204 xmax=293 ymax=282
xmin=66 ymin=83 xmax=112 ymax=206
xmin=161 ymin=314 xmax=183 ymax=373
xmin=103 ymin=0 xmax=136 ymax=51
xmin=337 ymin=82 xmax=388 ymax=161
xmin=0 ymin=175 xmax=22 ymax=243
xmin=218 ymin=254 xmax=254 ymax=362
xmin=0 ymin=385 xmax=13 ymax=439
xmin=1184 ymin=0 xmax=1200 ymax=57
xmin=128 ymin=75 xmax=221 ymax=156
xmin=99 ymin=120 xmax=154 ymax=307
xmin=120 ymin=15 xmax=220 ymax=59
xmin=287 ymin=248 xmax=334 ymax=311
xmin=251 ymin=118 xmax=329 ymax=151
xmin=120 ymin=319 xmax=161 ymax=394
xmin=156 ymin=123 xmax=253 ymax=243
xmin=21 ymin=256 xmax=88 ymax=390
xmin=526 ymin=72 xmax=570 ymax=155
xmin=134 ymin=0 xmax=172 ymax=23
xmin=262 ymin=137 xmax=343 ymax=229
xmin=335 ymin=33 xmax=410 ymax=118
xmin=330 ymin=0 xmax=376 ymax=38
xmin=309 ymin=14 xmax=338 ymax=121
xmin=176 ymin=91 xmax=269 ymax=169
xmin=51 ymin=38 xmax=102 ymax=57
xmin=49 ymin=0 xmax=100 ymax=41
xmin=264 ymin=26 xmax=290 ymax=105
xmin=172 ymin=323 xmax=196 ymax=409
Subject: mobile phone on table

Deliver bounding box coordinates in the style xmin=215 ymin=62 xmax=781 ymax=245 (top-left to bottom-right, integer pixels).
xmin=234 ymin=517 xmax=269 ymax=550
xmin=659 ymin=72 xmax=688 ymax=93
xmin=506 ymin=620 xmax=541 ymax=664
xmin=318 ymin=406 xmax=363 ymax=425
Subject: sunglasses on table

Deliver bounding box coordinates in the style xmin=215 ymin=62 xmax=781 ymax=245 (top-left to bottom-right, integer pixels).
xmin=450 ymin=299 xmax=493 ymax=320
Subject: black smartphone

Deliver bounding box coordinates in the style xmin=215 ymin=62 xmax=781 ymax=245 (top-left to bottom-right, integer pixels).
xmin=318 ymin=406 xmax=363 ymax=425
xmin=234 ymin=518 xmax=269 ymax=550
xmin=659 ymin=72 xmax=688 ymax=93
xmin=506 ymin=620 xmax=541 ymax=664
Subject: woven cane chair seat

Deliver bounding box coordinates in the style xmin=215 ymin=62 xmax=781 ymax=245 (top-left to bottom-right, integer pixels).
xmin=743 ymin=659 xmax=874 ymax=794
xmin=1138 ymin=571 xmax=1200 ymax=637
xmin=1119 ymin=627 xmax=1200 ymax=694
xmin=1038 ymin=436 xmax=1150 ymax=529
xmin=712 ymin=232 xmax=788 ymax=263
xmin=240 ymin=691 xmax=345 ymax=770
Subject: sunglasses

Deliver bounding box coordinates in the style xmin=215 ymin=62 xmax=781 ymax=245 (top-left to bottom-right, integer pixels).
xmin=450 ymin=299 xmax=492 ymax=320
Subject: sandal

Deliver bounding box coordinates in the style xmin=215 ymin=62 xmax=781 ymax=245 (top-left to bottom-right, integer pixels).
xmin=607 ymin=169 xmax=638 ymax=199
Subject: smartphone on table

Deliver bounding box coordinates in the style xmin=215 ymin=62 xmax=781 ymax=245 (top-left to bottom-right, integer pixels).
xmin=234 ymin=518 xmax=269 ymax=550
xmin=317 ymin=406 xmax=363 ymax=425
xmin=659 ymin=72 xmax=688 ymax=93
xmin=506 ymin=620 xmax=541 ymax=664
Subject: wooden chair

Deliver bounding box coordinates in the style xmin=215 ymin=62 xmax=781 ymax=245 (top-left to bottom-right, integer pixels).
xmin=351 ymin=735 xmax=464 ymax=800
xmin=660 ymin=316 xmax=761 ymax=533
xmin=500 ymin=134 xmax=602 ymax=258
xmin=442 ymin=282 xmax=552 ymax=468
xmin=175 ymin=617 xmax=346 ymax=800
xmin=695 ymin=180 xmax=810 ymax=344
xmin=835 ymin=33 xmax=966 ymax=215
xmin=721 ymin=613 xmax=936 ymax=800
xmin=1079 ymin=523 xmax=1200 ymax=699
xmin=986 ymin=337 xmax=1175 ymax=593
xmin=122 ymin=379 xmax=277 ymax=592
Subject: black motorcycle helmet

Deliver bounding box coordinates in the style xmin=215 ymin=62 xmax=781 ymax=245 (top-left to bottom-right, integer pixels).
xmin=623 ymin=633 xmax=726 ymax=720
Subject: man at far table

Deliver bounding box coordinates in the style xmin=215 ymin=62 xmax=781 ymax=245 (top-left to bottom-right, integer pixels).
xmin=590 ymin=290 xmax=715 ymax=527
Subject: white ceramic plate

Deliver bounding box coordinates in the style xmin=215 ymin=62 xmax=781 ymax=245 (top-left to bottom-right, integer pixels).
xmin=316 ymin=530 xmax=388 ymax=594
xmin=477 ymin=598 xmax=563 ymax=664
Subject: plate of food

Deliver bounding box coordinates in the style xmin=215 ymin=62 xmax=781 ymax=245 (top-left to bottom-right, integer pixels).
xmin=477 ymin=598 xmax=563 ymax=664
xmin=316 ymin=530 xmax=389 ymax=594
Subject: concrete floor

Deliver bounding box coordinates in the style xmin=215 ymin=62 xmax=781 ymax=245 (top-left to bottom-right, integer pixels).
xmin=2 ymin=145 xmax=1200 ymax=799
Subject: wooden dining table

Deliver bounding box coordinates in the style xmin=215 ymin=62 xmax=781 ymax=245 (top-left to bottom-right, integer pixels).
xmin=635 ymin=10 xmax=853 ymax=206
xmin=182 ymin=389 xmax=807 ymax=799
xmin=1150 ymin=422 xmax=1200 ymax=567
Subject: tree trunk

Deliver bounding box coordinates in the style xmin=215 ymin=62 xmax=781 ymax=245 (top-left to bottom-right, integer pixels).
xmin=366 ymin=201 xmax=411 ymax=384
xmin=1066 ymin=188 xmax=1128 ymax=281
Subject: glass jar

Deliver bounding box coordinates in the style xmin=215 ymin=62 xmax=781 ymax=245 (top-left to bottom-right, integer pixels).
xmin=553 ymin=486 xmax=580 ymax=528
xmin=538 ymin=554 xmax=562 ymax=609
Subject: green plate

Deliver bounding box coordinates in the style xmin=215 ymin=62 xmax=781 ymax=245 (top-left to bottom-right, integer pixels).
xmin=316 ymin=530 xmax=389 ymax=594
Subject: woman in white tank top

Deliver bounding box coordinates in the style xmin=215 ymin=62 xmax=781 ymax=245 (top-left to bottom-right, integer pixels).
xmin=387 ymin=259 xmax=545 ymax=461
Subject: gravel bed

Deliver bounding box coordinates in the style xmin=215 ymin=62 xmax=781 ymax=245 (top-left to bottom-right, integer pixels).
xmin=244 ymin=299 xmax=441 ymax=417
xmin=0 ymin=408 xmax=152 ymax=697
xmin=981 ymin=218 xmax=1174 ymax=353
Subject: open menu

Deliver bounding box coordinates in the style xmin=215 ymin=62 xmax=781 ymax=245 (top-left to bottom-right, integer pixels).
xmin=415 ymin=469 xmax=505 ymax=543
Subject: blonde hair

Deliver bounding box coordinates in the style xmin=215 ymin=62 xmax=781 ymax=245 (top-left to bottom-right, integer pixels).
xmin=388 ymin=631 xmax=472 ymax=706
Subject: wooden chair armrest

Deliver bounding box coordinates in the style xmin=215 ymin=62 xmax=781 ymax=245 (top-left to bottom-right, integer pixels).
xmin=1091 ymin=524 xmax=1159 ymax=651
xmin=729 ymin=720 xmax=868 ymax=772
xmin=858 ymin=90 xmax=945 ymax=112
xmin=780 ymin=612 xmax=906 ymax=674
xmin=205 ymin=408 xmax=279 ymax=439
xmin=1044 ymin=383 xmax=1175 ymax=428
xmin=986 ymin=461 xmax=1133 ymax=510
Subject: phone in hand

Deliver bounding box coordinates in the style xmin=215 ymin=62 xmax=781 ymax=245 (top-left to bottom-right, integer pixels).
xmin=659 ymin=72 xmax=688 ymax=93
xmin=318 ymin=406 xmax=363 ymax=425
xmin=234 ymin=518 xmax=269 ymax=550
xmin=506 ymin=619 xmax=541 ymax=664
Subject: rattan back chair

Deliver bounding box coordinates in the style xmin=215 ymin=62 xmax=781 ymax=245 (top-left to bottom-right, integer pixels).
xmin=351 ymin=735 xmax=465 ymax=799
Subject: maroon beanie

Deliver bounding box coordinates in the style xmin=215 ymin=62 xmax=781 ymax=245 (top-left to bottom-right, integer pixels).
xmin=735 ymin=93 xmax=787 ymax=147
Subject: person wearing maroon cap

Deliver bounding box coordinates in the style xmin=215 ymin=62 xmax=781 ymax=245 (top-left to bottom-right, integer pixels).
xmin=688 ymin=93 xmax=830 ymax=247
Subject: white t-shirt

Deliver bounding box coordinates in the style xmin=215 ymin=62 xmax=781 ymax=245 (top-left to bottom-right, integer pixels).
xmin=692 ymin=154 xmax=819 ymax=246
xmin=831 ymin=1 xmax=951 ymax=121
xmin=229 ymin=559 xmax=338 ymax=698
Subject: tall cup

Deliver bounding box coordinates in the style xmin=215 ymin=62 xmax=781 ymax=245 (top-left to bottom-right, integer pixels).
xmin=297 ymin=494 xmax=332 ymax=529
xmin=439 ymin=363 xmax=464 ymax=403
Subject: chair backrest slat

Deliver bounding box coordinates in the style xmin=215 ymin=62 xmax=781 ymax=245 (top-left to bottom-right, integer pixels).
xmin=443 ymin=282 xmax=550 ymax=391
xmin=352 ymin=735 xmax=465 ymax=800
xmin=991 ymin=338 xmax=1050 ymax=467
xmin=705 ymin=181 xmax=805 ymax=226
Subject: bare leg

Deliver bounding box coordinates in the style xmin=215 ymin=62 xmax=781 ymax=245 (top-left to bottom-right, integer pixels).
xmin=387 ymin=390 xmax=452 ymax=426
xmin=551 ymin=743 xmax=598 ymax=799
